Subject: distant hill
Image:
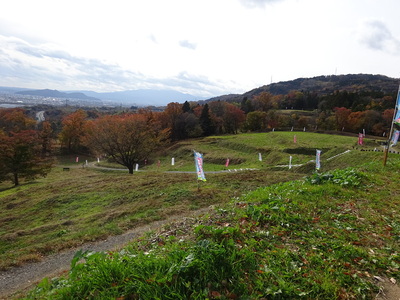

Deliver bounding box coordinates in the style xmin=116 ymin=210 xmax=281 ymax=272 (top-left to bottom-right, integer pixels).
xmin=200 ymin=93 xmax=241 ymax=104
xmin=207 ymin=74 xmax=399 ymax=103
xmin=0 ymin=87 xmax=32 ymax=94
xmin=75 ymin=89 xmax=202 ymax=106
xmin=1 ymin=87 xmax=202 ymax=106
xmin=3 ymin=74 xmax=399 ymax=107
xmin=15 ymin=89 xmax=99 ymax=101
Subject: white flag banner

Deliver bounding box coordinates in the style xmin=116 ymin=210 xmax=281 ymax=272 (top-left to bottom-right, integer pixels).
xmin=316 ymin=149 xmax=321 ymax=171
xmin=392 ymin=130 xmax=400 ymax=146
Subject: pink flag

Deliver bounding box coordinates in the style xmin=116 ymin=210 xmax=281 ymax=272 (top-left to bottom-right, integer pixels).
xmin=358 ymin=133 xmax=363 ymax=145
xmin=76 ymin=157 xmax=79 ymax=163
xmin=294 ymin=135 xmax=297 ymax=143
xmin=225 ymin=158 xmax=230 ymax=167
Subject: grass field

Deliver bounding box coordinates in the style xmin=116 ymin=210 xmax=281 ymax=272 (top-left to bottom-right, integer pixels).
xmin=0 ymin=132 xmax=389 ymax=270
xmin=98 ymin=131 xmax=386 ymax=171
xmin=1 ymin=132 xmax=399 ymax=299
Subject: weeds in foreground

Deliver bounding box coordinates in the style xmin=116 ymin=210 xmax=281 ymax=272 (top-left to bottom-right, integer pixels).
xmin=24 ymin=160 xmax=400 ymax=299
xmin=305 ymin=168 xmax=365 ymax=187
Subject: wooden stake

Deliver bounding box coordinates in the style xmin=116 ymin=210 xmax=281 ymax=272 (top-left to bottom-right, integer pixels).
xmin=383 ymin=84 xmax=400 ymax=166
xmin=383 ymin=145 xmax=389 ymax=166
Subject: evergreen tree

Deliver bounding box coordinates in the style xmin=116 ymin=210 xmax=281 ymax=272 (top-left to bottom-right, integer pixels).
xmin=240 ymin=97 xmax=253 ymax=113
xmin=199 ymin=104 xmax=215 ymax=136
xmin=182 ymin=101 xmax=191 ymax=113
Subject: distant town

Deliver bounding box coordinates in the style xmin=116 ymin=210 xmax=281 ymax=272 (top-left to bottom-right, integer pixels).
xmin=0 ymin=92 xmax=113 ymax=108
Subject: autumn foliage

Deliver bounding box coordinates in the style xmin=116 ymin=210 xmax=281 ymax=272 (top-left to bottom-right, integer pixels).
xmin=84 ymin=112 xmax=169 ymax=174
xmin=0 ymin=109 xmax=52 ymax=186
xmin=59 ymin=109 xmax=87 ymax=152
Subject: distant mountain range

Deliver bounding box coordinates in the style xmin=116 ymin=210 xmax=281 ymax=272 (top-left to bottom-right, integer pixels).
xmin=0 ymin=87 xmax=203 ymax=106
xmin=1 ymin=74 xmax=399 ymax=107
xmin=16 ymin=89 xmax=99 ymax=101
xmin=72 ymin=89 xmax=201 ymax=106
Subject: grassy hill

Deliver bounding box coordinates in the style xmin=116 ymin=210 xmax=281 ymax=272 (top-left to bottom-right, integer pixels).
xmin=1 ymin=132 xmax=399 ymax=299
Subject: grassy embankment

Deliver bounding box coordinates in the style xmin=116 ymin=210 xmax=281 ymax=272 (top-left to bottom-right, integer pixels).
xmin=1 ymin=131 xmax=399 ymax=299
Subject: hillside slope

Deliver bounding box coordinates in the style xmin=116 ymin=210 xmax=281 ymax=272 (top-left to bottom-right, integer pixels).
xmin=208 ymin=74 xmax=399 ymax=103
xmin=21 ymin=158 xmax=400 ymax=299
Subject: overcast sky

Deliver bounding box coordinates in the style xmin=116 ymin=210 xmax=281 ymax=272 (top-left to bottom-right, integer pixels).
xmin=1 ymin=0 xmax=399 ymax=98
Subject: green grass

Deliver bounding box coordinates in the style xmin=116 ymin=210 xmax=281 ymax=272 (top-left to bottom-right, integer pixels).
xmin=22 ymin=159 xmax=400 ymax=299
xmin=2 ymin=133 xmax=308 ymax=270
xmin=162 ymin=132 xmax=385 ymax=170
xmin=1 ymin=131 xmax=399 ymax=299
xmin=87 ymin=132 xmax=385 ymax=172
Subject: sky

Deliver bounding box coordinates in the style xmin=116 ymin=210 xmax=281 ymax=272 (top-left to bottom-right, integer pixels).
xmin=1 ymin=0 xmax=400 ymax=98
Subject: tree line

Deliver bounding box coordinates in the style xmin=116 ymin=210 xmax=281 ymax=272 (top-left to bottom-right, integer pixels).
xmin=0 ymin=88 xmax=396 ymax=186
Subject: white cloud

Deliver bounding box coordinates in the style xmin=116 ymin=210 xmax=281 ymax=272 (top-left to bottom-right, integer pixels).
xmin=359 ymin=20 xmax=400 ymax=54
xmin=239 ymin=0 xmax=284 ymax=8
xmin=1 ymin=0 xmax=400 ymax=97
xmin=0 ymin=34 xmax=228 ymax=96
xmin=179 ymin=40 xmax=197 ymax=50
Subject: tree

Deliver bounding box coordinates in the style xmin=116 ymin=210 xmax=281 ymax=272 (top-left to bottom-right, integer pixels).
xmin=334 ymin=107 xmax=351 ymax=131
xmin=180 ymin=112 xmax=202 ymax=138
xmin=0 ymin=130 xmax=52 ymax=186
xmin=59 ymin=109 xmax=87 ymax=152
xmin=345 ymin=111 xmax=369 ymax=133
xmin=245 ymin=111 xmax=268 ymax=131
xmin=0 ymin=108 xmax=36 ymax=132
xmin=160 ymin=102 xmax=183 ymax=141
xmin=84 ymin=113 xmax=169 ymax=174
xmin=266 ymin=110 xmax=280 ymax=129
xmin=0 ymin=108 xmax=52 ymax=186
xmin=182 ymin=101 xmax=191 ymax=113
xmin=316 ymin=111 xmax=333 ymax=130
xmin=38 ymin=121 xmax=54 ymax=156
xmin=199 ymin=104 xmax=215 ymax=136
xmin=240 ymin=97 xmax=253 ymax=113
xmin=252 ymin=92 xmax=276 ymax=112
xmin=297 ymin=116 xmax=312 ymax=130
xmin=363 ymin=110 xmax=381 ymax=133
xmin=221 ymin=103 xmax=245 ymax=134
xmin=382 ymin=109 xmax=394 ymax=128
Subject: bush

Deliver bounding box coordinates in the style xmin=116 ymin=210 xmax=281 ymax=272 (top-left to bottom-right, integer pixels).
xmin=305 ymin=168 xmax=365 ymax=187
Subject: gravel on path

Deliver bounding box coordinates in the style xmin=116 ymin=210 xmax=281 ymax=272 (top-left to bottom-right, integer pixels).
xmin=0 ymin=208 xmax=211 ymax=299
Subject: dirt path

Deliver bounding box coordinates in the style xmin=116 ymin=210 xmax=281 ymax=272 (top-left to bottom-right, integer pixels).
xmin=0 ymin=208 xmax=211 ymax=299
xmin=1 ymin=206 xmax=400 ymax=300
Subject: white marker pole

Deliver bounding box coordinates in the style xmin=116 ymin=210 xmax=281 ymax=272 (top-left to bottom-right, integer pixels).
xmin=171 ymin=157 xmax=175 ymax=166
xmin=259 ymin=153 xmax=262 ymax=161
xmin=289 ymin=156 xmax=292 ymax=169
xmin=135 ymin=164 xmax=139 ymax=171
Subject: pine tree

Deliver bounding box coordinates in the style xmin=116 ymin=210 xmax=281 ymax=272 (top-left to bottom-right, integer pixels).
xmin=199 ymin=104 xmax=215 ymax=136
xmin=182 ymin=101 xmax=191 ymax=113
